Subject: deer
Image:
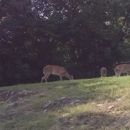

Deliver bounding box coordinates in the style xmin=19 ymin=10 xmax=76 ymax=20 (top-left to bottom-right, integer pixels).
xmin=114 ymin=64 xmax=130 ymax=76
xmin=100 ymin=67 xmax=107 ymax=77
xmin=41 ymin=65 xmax=74 ymax=82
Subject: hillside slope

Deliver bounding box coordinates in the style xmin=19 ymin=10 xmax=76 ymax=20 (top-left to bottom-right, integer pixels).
xmin=0 ymin=76 xmax=130 ymax=130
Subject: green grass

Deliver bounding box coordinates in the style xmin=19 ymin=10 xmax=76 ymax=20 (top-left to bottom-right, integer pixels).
xmin=0 ymin=76 xmax=130 ymax=130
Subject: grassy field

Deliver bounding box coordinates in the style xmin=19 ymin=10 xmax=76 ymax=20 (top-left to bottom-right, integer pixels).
xmin=0 ymin=76 xmax=130 ymax=130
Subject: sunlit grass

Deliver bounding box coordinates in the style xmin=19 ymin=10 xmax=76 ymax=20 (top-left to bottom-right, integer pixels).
xmin=55 ymin=103 xmax=96 ymax=118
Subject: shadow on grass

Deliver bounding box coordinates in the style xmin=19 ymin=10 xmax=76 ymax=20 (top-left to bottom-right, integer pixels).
xmin=58 ymin=111 xmax=130 ymax=130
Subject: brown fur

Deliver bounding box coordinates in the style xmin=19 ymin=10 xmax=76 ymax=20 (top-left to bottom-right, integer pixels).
xmin=100 ymin=67 xmax=107 ymax=77
xmin=41 ymin=65 xmax=74 ymax=82
xmin=114 ymin=64 xmax=130 ymax=76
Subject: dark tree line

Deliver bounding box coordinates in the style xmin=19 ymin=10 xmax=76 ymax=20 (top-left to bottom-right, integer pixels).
xmin=0 ymin=0 xmax=130 ymax=86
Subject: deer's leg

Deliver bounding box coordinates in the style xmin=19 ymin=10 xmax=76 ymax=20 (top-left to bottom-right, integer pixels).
xmin=59 ymin=75 xmax=63 ymax=80
xmin=115 ymin=72 xmax=120 ymax=76
xmin=41 ymin=75 xmax=47 ymax=83
xmin=44 ymin=73 xmax=51 ymax=82
xmin=127 ymin=72 xmax=129 ymax=76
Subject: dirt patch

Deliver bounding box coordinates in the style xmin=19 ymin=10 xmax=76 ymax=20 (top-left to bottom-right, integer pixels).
xmin=0 ymin=112 xmax=23 ymax=122
xmin=77 ymin=113 xmax=115 ymax=128
xmin=0 ymin=89 xmax=34 ymax=102
xmin=0 ymin=89 xmax=35 ymax=123
xmin=43 ymin=97 xmax=81 ymax=112
xmin=110 ymin=112 xmax=130 ymax=128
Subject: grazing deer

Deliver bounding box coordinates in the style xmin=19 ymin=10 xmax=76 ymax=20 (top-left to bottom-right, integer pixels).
xmin=100 ymin=67 xmax=107 ymax=77
xmin=114 ymin=64 xmax=130 ymax=76
xmin=41 ymin=65 xmax=74 ymax=82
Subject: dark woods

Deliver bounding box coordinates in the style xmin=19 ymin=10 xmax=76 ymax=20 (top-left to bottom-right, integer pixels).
xmin=0 ymin=0 xmax=130 ymax=86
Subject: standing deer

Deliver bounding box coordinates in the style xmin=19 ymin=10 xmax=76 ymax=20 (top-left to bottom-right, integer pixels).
xmin=114 ymin=64 xmax=130 ymax=76
xmin=100 ymin=67 xmax=107 ymax=77
xmin=41 ymin=65 xmax=74 ymax=82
